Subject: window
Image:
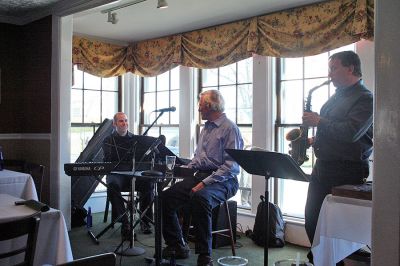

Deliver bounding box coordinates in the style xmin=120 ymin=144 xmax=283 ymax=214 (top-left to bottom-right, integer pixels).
xmin=71 ymin=66 xmax=120 ymax=191
xmin=141 ymin=67 xmax=180 ymax=155
xmin=199 ymin=58 xmax=253 ymax=208
xmin=276 ymin=44 xmax=355 ymax=218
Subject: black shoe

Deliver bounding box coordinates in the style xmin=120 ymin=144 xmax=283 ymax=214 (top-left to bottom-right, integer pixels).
xmin=141 ymin=222 xmax=152 ymax=234
xmin=162 ymin=243 xmax=190 ymax=259
xmin=348 ymin=248 xmax=371 ymax=262
xmin=307 ymin=250 xmax=314 ymax=264
xmin=197 ymin=254 xmax=213 ymax=266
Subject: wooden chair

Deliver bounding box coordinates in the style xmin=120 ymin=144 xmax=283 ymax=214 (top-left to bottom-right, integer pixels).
xmin=3 ymin=160 xmax=45 ymax=201
xmin=57 ymin=252 xmax=116 ymax=266
xmin=0 ymin=216 xmax=40 ymax=266
xmin=3 ymin=159 xmax=26 ymax=172
xmin=103 ymin=191 xmax=133 ymax=224
xmin=23 ymin=163 xmax=45 ymax=201
xmin=184 ymin=200 xmax=236 ymax=256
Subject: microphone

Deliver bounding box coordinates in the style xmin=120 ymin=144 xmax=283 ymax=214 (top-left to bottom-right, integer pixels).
xmin=144 ymin=138 xmax=163 ymax=157
xmin=153 ymin=106 xmax=176 ymax=112
xmin=140 ymin=136 xmax=165 ymax=177
xmin=15 ymin=200 xmax=50 ymax=212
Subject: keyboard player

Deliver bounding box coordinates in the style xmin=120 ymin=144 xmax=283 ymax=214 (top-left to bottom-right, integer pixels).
xmin=102 ymin=112 xmax=154 ymax=238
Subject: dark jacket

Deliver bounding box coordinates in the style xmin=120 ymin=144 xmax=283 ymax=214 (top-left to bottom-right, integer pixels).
xmin=313 ymin=80 xmax=373 ymax=162
xmin=102 ymin=131 xmax=135 ymax=170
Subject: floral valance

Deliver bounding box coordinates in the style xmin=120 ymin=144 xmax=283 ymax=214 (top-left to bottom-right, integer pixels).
xmin=73 ymin=0 xmax=374 ymax=77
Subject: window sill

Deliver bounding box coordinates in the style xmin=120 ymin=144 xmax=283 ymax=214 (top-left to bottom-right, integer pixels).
xmin=283 ymin=215 xmax=305 ymax=225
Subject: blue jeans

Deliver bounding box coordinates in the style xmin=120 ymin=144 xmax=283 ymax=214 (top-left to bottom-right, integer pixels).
xmin=162 ymin=176 xmax=238 ymax=255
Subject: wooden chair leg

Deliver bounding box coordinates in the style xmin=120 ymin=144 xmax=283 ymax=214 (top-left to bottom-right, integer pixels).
xmin=223 ymin=201 xmax=236 ymax=256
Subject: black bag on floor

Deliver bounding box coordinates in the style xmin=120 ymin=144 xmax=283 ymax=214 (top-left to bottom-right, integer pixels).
xmin=249 ymin=195 xmax=285 ymax=247
xmin=71 ymin=205 xmax=87 ymax=228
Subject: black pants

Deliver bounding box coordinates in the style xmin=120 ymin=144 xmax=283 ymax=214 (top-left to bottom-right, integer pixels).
xmin=305 ymin=159 xmax=369 ymax=245
xmin=106 ymin=174 xmax=155 ymax=225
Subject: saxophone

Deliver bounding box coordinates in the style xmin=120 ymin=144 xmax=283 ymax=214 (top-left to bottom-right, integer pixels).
xmin=286 ymin=80 xmax=331 ymax=165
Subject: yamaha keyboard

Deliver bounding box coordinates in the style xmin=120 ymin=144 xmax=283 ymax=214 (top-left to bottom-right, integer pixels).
xmin=65 ymin=161 xmax=197 ymax=177
xmin=64 ymin=162 xmax=116 ymax=176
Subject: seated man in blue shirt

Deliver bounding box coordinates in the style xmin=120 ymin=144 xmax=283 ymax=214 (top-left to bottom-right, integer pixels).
xmin=161 ymin=90 xmax=244 ymax=266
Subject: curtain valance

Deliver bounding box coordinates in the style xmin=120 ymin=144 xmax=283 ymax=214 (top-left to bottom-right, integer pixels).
xmin=73 ymin=0 xmax=373 ymax=77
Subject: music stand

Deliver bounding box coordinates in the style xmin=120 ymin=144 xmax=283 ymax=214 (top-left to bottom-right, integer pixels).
xmin=225 ymin=149 xmax=308 ymax=266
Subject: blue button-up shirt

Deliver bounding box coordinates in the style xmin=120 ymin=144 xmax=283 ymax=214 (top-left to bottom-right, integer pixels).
xmin=188 ymin=113 xmax=244 ymax=185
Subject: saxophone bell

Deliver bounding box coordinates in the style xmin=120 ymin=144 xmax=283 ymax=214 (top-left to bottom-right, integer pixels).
xmin=286 ymin=128 xmax=302 ymax=142
xmin=286 ymin=127 xmax=309 ymax=165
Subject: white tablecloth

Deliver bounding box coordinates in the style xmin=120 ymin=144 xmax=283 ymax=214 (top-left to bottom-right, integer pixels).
xmin=0 ymin=194 xmax=73 ymax=266
xmin=311 ymin=194 xmax=372 ymax=266
xmin=0 ymin=169 xmax=38 ymax=200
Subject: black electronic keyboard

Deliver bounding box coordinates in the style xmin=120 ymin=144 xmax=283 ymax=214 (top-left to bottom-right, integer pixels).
xmin=64 ymin=161 xmax=196 ymax=178
xmin=64 ymin=162 xmax=116 ymax=176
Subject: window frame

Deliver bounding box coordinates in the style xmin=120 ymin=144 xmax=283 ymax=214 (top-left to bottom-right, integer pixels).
xmin=139 ymin=68 xmax=180 ymax=155
xmin=70 ymin=67 xmax=122 ymax=192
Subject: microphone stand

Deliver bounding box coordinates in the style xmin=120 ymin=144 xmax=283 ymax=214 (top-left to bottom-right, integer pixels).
xmin=89 ymin=140 xmax=145 ymax=256
xmin=143 ymin=111 xmax=165 ymax=136
xmin=140 ymin=141 xmax=163 ymax=176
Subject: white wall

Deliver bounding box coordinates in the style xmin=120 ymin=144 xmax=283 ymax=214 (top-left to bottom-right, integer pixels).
xmin=373 ymin=1 xmax=400 ymax=265
xmin=51 ymin=15 xmax=73 ymax=229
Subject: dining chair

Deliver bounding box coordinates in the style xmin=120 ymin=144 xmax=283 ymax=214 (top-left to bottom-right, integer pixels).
xmin=56 ymin=252 xmax=116 ymax=266
xmin=3 ymin=160 xmax=46 ymax=201
xmin=0 ymin=216 xmax=40 ymax=266
xmin=3 ymin=159 xmax=26 ymax=172
xmin=23 ymin=163 xmax=45 ymax=201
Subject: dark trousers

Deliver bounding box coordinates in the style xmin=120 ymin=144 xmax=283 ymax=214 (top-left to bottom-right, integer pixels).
xmin=305 ymin=159 xmax=369 ymax=245
xmin=162 ymin=176 xmax=238 ymax=255
xmin=106 ymin=174 xmax=154 ymax=225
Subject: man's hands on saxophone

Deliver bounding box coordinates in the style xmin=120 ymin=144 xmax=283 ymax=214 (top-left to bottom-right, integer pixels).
xmin=302 ymin=112 xmax=318 ymax=149
xmin=302 ymin=111 xmax=321 ymax=127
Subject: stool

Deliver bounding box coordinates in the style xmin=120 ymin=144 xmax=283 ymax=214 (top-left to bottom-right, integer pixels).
xmin=103 ymin=191 xmax=133 ymax=223
xmin=184 ymin=200 xmax=236 ymax=256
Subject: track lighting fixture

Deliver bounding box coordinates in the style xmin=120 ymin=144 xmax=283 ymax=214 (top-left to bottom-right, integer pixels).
xmin=157 ymin=0 xmax=168 ymax=9
xmin=102 ymin=0 xmax=168 ymax=24
xmin=107 ymin=11 xmax=118 ymax=24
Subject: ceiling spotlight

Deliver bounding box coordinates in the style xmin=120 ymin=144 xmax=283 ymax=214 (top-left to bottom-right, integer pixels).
xmin=157 ymin=0 xmax=168 ymax=9
xmin=107 ymin=12 xmax=118 ymax=24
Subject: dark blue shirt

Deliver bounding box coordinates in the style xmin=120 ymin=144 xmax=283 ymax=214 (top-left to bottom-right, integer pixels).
xmin=313 ymin=80 xmax=373 ymax=162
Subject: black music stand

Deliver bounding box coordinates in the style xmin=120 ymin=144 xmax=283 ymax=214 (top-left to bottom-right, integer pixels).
xmin=225 ymin=149 xmax=308 ymax=266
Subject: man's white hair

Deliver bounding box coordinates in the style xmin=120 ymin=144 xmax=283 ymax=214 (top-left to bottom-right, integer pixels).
xmin=200 ymin=90 xmax=225 ymax=112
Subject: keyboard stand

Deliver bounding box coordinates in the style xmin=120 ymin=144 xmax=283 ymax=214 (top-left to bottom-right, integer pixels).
xmin=87 ymin=174 xmax=131 ymax=245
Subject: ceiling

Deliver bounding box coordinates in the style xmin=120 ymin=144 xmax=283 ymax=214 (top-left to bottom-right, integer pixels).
xmin=0 ymin=0 xmax=324 ymax=44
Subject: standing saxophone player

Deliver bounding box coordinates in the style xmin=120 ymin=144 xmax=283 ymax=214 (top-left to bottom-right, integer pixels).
xmin=303 ymin=51 xmax=373 ymax=265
